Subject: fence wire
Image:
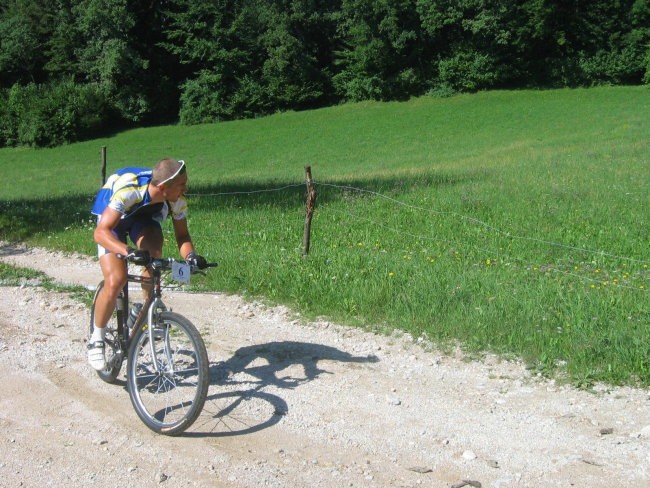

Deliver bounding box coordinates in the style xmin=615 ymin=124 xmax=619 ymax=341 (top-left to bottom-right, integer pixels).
xmin=177 ymin=180 xmax=648 ymax=294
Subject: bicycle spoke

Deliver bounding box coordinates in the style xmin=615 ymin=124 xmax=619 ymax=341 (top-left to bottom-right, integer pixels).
xmin=128 ymin=312 xmax=208 ymax=435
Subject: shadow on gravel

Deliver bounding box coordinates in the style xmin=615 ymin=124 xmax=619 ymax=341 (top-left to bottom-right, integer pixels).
xmin=185 ymin=341 xmax=379 ymax=437
xmin=0 ymin=242 xmax=31 ymax=257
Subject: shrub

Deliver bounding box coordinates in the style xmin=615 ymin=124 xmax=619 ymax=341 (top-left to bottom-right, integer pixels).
xmin=332 ymin=71 xmax=385 ymax=102
xmin=580 ymin=47 xmax=646 ymax=85
xmin=179 ymin=71 xmax=231 ymax=125
xmin=437 ymin=51 xmax=500 ymax=92
xmin=0 ymin=81 xmax=108 ymax=148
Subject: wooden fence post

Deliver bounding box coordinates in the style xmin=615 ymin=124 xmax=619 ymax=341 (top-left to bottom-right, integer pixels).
xmin=101 ymin=146 xmax=107 ymax=185
xmin=302 ymin=165 xmax=317 ymax=256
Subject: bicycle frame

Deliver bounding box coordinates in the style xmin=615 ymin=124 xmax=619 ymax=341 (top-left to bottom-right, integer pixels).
xmin=121 ymin=263 xmax=171 ymax=373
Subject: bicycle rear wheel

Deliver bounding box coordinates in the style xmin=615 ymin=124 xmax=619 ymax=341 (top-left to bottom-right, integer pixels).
xmin=126 ymin=311 xmax=209 ymax=435
xmin=89 ymin=281 xmax=124 ymax=383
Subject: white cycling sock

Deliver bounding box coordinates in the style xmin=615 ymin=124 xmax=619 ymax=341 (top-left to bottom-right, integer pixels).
xmin=90 ymin=326 xmax=105 ymax=343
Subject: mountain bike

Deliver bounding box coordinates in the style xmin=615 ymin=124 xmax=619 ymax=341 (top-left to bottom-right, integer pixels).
xmin=89 ymin=253 xmax=216 ymax=435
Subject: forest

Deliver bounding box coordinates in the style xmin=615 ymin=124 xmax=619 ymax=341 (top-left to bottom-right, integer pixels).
xmin=1 ymin=0 xmax=648 ymax=147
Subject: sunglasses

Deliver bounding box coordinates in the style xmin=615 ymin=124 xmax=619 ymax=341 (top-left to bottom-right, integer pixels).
xmin=159 ymin=160 xmax=186 ymax=185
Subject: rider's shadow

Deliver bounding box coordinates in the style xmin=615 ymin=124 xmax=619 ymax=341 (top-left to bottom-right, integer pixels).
xmin=185 ymin=341 xmax=379 ymax=437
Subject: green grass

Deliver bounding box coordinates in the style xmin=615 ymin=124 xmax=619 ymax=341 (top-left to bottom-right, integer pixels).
xmin=0 ymin=262 xmax=92 ymax=304
xmin=0 ymin=261 xmax=47 ymax=285
xmin=1 ymin=86 xmax=649 ymax=387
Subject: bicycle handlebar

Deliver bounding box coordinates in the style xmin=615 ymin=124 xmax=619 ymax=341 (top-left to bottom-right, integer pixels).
xmin=116 ymin=253 xmax=217 ymax=272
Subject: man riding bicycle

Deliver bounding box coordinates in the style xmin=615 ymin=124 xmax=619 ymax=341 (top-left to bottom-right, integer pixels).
xmin=89 ymin=158 xmax=207 ymax=370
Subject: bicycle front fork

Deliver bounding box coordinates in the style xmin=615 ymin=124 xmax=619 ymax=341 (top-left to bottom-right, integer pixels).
xmin=146 ymin=297 xmax=170 ymax=372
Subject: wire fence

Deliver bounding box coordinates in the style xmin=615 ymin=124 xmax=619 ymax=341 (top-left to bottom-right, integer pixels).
xmin=182 ymin=179 xmax=649 ymax=294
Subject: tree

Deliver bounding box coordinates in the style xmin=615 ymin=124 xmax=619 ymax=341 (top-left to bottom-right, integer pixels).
xmin=0 ymin=0 xmax=52 ymax=85
xmin=577 ymin=0 xmax=650 ymax=84
xmin=43 ymin=0 xmax=82 ymax=80
xmin=128 ymin=0 xmax=185 ymax=123
xmin=334 ymin=0 xmax=424 ymax=101
xmin=166 ymin=0 xmax=337 ymax=122
xmin=259 ymin=0 xmax=340 ymax=111
xmin=164 ymin=0 xmax=259 ymax=121
xmin=72 ymin=0 xmax=149 ymax=122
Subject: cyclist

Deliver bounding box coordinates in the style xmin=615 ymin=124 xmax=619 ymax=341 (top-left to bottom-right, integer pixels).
xmin=88 ymin=158 xmax=208 ymax=370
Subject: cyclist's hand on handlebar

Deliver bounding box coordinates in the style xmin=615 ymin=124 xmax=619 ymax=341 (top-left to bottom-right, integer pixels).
xmin=126 ymin=246 xmax=151 ymax=265
xmin=185 ymin=252 xmax=208 ymax=269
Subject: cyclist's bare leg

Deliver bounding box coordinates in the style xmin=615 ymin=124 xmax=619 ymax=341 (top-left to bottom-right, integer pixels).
xmin=94 ymin=253 xmax=128 ymax=329
xmin=88 ymin=253 xmax=127 ymax=369
xmin=135 ymin=225 xmax=164 ymax=299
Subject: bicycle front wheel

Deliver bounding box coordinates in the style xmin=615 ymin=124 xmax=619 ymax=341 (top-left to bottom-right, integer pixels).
xmin=126 ymin=311 xmax=209 ymax=435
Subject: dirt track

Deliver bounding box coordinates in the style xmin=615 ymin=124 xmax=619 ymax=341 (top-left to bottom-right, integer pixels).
xmin=1 ymin=243 xmax=649 ymax=487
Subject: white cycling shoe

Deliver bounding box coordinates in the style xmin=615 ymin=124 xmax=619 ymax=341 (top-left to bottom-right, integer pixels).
xmin=87 ymin=341 xmax=106 ymax=370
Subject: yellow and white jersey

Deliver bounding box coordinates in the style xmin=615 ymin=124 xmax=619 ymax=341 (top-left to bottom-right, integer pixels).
xmin=91 ymin=167 xmax=187 ymax=221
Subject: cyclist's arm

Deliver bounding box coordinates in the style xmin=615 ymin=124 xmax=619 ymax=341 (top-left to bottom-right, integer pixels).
xmin=172 ymin=218 xmax=196 ymax=259
xmin=94 ymin=207 xmax=131 ymax=255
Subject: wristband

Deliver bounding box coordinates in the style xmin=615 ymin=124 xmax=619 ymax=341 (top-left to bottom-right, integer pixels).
xmin=186 ymin=251 xmax=196 ymax=259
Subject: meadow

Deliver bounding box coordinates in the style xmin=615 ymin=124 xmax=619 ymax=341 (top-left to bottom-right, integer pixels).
xmin=1 ymin=86 xmax=648 ymax=387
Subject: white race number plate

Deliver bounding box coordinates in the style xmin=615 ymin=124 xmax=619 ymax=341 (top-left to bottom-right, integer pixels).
xmin=172 ymin=261 xmax=191 ymax=283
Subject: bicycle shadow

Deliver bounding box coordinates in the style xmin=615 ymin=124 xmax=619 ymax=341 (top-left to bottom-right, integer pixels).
xmin=184 ymin=341 xmax=379 ymax=437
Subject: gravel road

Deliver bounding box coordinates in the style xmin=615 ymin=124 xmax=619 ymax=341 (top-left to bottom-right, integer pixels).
xmin=0 ymin=243 xmax=649 ymax=487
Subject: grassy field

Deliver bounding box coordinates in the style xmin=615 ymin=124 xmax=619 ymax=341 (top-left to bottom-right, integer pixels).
xmin=1 ymin=86 xmax=648 ymax=387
